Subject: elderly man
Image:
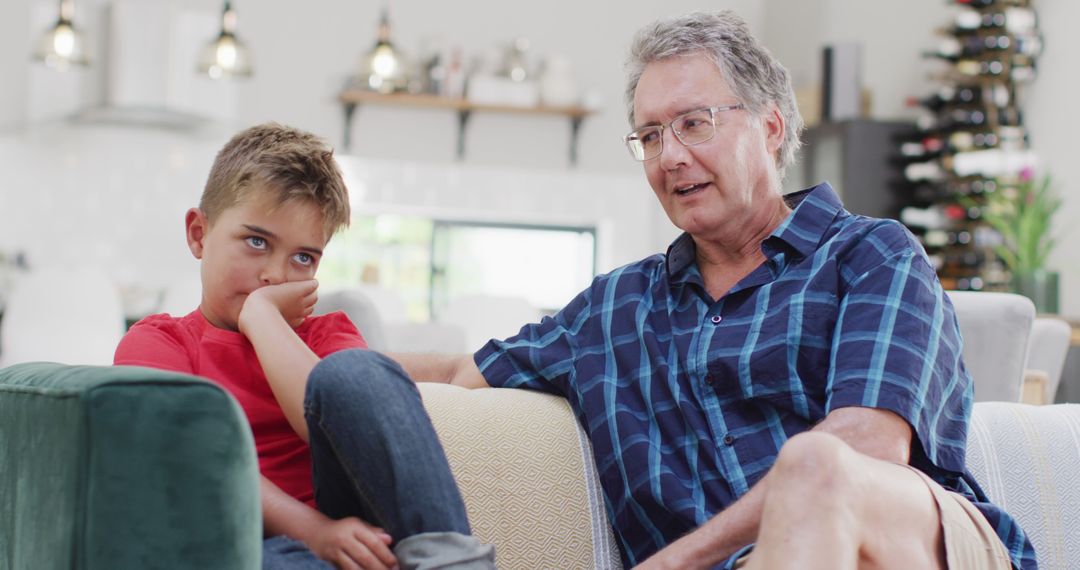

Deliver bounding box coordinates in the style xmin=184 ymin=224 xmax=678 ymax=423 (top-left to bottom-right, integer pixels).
xmin=397 ymin=11 xmax=1035 ymax=570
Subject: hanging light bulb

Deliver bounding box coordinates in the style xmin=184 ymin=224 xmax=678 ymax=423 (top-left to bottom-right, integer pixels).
xmin=33 ymin=0 xmax=89 ymax=70
xmin=197 ymin=1 xmax=253 ymax=79
xmin=356 ymin=8 xmax=410 ymax=93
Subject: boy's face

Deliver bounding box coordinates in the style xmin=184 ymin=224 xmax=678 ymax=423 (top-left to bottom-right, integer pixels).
xmin=185 ymin=190 xmax=330 ymax=331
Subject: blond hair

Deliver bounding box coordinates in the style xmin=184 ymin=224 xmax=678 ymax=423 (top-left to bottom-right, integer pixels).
xmin=201 ymin=123 xmax=350 ymax=236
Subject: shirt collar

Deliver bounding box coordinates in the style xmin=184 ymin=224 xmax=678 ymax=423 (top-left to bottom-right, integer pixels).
xmin=766 ymin=182 xmax=844 ymax=258
xmin=665 ymin=182 xmax=845 ymax=280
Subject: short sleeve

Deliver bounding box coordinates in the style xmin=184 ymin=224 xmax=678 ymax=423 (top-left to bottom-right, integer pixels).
xmin=113 ymin=314 xmax=197 ymax=373
xmin=825 ymin=227 xmax=970 ymax=475
xmin=473 ymin=286 xmax=595 ymax=397
xmin=300 ymin=311 xmax=368 ymax=358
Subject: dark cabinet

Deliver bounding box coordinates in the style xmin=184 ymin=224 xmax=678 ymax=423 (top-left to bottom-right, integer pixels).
xmin=796 ymin=119 xmax=916 ymax=220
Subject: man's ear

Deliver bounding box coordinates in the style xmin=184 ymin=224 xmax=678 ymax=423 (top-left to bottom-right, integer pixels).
xmin=762 ymin=104 xmax=786 ymax=157
xmin=185 ymin=208 xmax=209 ymax=260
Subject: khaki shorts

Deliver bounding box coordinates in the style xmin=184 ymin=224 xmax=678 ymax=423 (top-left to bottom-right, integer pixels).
xmin=731 ymin=466 xmax=1010 ymax=569
xmin=908 ymin=466 xmax=1011 ymax=570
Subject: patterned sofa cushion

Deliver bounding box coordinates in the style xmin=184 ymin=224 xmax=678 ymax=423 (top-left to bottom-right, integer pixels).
xmin=418 ymin=383 xmax=622 ymax=569
xmin=966 ymin=402 xmax=1080 ymax=570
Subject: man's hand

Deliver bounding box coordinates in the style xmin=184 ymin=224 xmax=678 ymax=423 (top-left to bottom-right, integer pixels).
xmin=239 ymin=279 xmax=319 ymax=332
xmin=301 ymin=516 xmax=398 ymax=570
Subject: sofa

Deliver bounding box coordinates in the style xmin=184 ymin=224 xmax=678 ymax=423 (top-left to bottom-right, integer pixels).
xmin=2 ymin=362 xmax=1079 ymax=569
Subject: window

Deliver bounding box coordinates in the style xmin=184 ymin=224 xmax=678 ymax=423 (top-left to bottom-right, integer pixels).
xmin=319 ymin=215 xmax=596 ymax=321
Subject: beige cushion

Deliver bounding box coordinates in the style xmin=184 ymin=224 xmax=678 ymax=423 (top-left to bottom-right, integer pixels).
xmin=418 ymin=383 xmax=621 ymax=570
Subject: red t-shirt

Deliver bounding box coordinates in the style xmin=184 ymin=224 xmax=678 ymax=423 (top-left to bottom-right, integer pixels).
xmin=114 ymin=309 xmax=367 ymax=507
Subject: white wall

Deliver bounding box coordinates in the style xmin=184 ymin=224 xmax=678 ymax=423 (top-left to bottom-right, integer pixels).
xmin=1026 ymin=0 xmax=1080 ymax=317
xmin=0 ymin=0 xmax=762 ymax=315
xmin=0 ymin=2 xmax=30 ymax=127
xmin=228 ymin=0 xmax=763 ymax=172
xmin=1 ymin=0 xmax=1077 ymax=316
xmin=764 ymin=0 xmax=952 ymax=119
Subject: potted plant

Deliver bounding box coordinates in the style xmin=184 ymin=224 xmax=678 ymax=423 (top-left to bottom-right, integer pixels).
xmin=977 ymin=169 xmax=1063 ymax=312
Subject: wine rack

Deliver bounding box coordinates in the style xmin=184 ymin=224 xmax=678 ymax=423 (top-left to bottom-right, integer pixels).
xmin=897 ymin=0 xmax=1041 ymax=291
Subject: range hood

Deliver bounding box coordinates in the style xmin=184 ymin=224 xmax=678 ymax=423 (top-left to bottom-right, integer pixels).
xmin=67 ymin=1 xmax=228 ymax=131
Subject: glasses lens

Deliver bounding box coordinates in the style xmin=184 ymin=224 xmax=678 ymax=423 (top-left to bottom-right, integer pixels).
xmin=626 ymin=127 xmax=661 ymax=161
xmin=673 ymin=109 xmax=715 ymax=146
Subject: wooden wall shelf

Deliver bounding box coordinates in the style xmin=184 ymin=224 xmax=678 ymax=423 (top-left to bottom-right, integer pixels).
xmin=338 ymin=89 xmax=594 ymax=165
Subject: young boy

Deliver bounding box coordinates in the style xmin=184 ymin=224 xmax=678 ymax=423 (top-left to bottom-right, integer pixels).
xmin=114 ymin=123 xmax=494 ymax=569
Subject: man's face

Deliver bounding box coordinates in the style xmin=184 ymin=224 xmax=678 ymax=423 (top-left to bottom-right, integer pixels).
xmin=185 ymin=190 xmax=328 ymax=331
xmin=632 ymin=54 xmax=784 ymax=240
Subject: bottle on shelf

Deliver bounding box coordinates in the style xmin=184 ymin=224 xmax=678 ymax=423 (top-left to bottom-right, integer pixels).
xmin=904 ymin=160 xmax=947 ymax=182
xmin=900 ymin=0 xmax=1039 ymax=294
xmin=952 ymin=7 xmax=1036 ymax=34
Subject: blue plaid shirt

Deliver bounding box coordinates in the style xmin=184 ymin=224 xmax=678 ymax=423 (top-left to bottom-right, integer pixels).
xmin=475 ymin=183 xmax=1035 ymax=569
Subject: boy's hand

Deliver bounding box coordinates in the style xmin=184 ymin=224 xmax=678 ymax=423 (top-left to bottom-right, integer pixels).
xmin=239 ymin=279 xmax=319 ymax=332
xmin=304 ymin=516 xmax=398 ymax=570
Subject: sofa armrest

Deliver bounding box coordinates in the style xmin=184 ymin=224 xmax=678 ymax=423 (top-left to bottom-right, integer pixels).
xmin=0 ymin=363 xmax=261 ymax=570
xmin=418 ymin=383 xmax=622 ymax=569
xmin=966 ymin=402 xmax=1080 ymax=569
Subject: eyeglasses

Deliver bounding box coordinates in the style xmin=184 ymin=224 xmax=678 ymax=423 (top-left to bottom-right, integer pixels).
xmin=623 ymin=104 xmax=745 ymax=161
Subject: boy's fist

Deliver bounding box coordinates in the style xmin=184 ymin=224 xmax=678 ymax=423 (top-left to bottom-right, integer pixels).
xmin=239 ymin=279 xmax=319 ymax=332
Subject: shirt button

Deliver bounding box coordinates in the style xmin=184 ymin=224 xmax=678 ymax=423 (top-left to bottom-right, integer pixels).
xmin=710 ymin=315 xmax=722 ymax=324
xmin=722 ymin=434 xmax=736 ymax=446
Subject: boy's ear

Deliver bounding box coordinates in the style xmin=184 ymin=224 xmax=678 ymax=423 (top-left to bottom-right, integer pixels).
xmin=185 ymin=208 xmax=209 ymax=260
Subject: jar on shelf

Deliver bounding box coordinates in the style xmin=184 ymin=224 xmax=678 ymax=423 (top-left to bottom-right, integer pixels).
xmin=539 ymin=55 xmax=579 ymax=108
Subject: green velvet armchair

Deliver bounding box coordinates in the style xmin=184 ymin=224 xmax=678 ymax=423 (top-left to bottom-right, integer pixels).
xmin=0 ymin=363 xmax=261 ymax=569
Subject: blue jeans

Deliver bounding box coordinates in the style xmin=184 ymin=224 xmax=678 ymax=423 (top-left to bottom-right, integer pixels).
xmin=263 ymin=349 xmax=494 ymax=569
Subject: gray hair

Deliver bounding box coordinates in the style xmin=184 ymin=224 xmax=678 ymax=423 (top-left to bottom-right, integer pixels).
xmin=625 ymin=10 xmax=804 ymax=181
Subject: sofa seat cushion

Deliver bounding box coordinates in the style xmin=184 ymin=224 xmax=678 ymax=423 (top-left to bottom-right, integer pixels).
xmin=419 ymin=383 xmax=622 ymax=569
xmin=0 ymin=362 xmax=261 ymax=570
xmin=967 ymin=402 xmax=1080 ymax=569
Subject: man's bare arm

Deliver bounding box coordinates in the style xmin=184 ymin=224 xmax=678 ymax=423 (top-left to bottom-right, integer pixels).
xmin=635 ymin=406 xmax=912 ymax=569
xmin=386 ymin=352 xmax=490 ymax=389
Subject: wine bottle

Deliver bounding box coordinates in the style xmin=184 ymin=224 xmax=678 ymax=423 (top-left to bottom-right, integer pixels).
xmin=952 ymin=177 xmax=997 ymax=196
xmin=954 ymin=276 xmax=985 ymax=291
xmin=907 ymin=86 xmax=962 ymax=111
xmin=920 ymin=229 xmax=973 ymax=248
xmin=952 ymin=8 xmax=1035 ymax=33
xmin=922 ymin=230 xmax=949 ymax=248
xmin=948 ymin=130 xmax=999 ymax=152
xmin=904 ymin=161 xmax=946 ymax=182
xmin=901 ymin=205 xmax=948 ymax=229
xmin=1010 ymin=54 xmax=1037 ymax=81
xmin=954 ymin=0 xmax=995 ymax=8
xmin=907 ymin=85 xmax=1008 ymax=111
xmin=954 ymin=58 xmax=1007 ymax=77
xmin=1013 ymin=32 xmax=1043 ymax=57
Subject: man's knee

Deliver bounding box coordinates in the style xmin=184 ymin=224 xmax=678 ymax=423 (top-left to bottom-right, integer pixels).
xmin=770 ymin=431 xmax=857 ymax=494
xmin=309 ymin=349 xmax=418 ymax=404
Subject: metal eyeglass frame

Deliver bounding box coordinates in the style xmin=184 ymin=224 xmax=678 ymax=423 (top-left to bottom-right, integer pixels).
xmin=623 ymin=103 xmax=746 ymax=161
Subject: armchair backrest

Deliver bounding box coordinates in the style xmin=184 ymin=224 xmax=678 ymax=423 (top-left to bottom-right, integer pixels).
xmin=314 ymin=288 xmax=389 ymax=351
xmin=947 ymin=291 xmax=1035 ymax=402
xmin=1026 ymin=317 xmax=1072 ymax=402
